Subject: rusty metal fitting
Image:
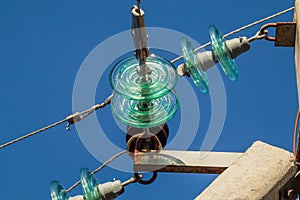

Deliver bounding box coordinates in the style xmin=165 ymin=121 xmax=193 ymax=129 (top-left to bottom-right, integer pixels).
xmin=126 ymin=133 xmax=163 ymax=157
xmin=126 ymin=124 xmax=169 ymax=154
xmin=259 ymin=23 xmax=277 ymax=41
xmin=259 ymin=22 xmax=296 ymax=46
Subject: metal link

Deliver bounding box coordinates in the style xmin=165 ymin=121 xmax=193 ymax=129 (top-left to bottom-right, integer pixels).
xmin=259 ymin=23 xmax=277 ymax=41
xmin=248 ymin=30 xmax=269 ymax=43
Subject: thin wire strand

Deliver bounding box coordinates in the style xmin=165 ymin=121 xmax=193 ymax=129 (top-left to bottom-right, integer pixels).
xmin=0 ymin=118 xmax=68 ymax=149
xmin=66 ymin=150 xmax=127 ymax=192
xmin=222 ymin=6 xmax=294 ymax=39
xmin=170 ymin=6 xmax=295 ymax=63
xmin=0 ymin=95 xmax=113 ymax=150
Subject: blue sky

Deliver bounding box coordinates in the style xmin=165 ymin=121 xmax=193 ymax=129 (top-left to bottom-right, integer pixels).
xmin=0 ymin=0 xmax=297 ymax=199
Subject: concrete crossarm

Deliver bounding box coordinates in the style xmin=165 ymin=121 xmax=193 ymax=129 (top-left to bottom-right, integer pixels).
xmin=195 ymin=141 xmax=297 ymax=200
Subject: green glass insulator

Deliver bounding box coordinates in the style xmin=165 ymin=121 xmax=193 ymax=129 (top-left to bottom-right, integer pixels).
xmin=209 ymin=25 xmax=238 ymax=81
xmin=80 ymin=168 xmax=102 ymax=200
xmin=111 ymin=91 xmax=179 ymax=128
xmin=110 ymin=55 xmax=177 ymax=101
xmin=50 ymin=181 xmax=69 ymax=200
xmin=181 ymin=37 xmax=209 ymax=93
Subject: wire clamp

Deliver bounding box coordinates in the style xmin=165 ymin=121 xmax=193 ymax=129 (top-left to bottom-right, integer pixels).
xmin=66 ymin=112 xmax=84 ymax=131
xmin=65 ymin=95 xmax=113 ymax=131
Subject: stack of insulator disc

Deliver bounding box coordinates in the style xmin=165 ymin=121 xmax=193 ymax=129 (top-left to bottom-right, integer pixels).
xmin=110 ymin=55 xmax=179 ymax=128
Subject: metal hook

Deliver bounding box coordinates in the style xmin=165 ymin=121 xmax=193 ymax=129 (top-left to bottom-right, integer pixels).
xmin=259 ymin=23 xmax=277 ymax=41
xmin=134 ymin=172 xmax=158 ymax=185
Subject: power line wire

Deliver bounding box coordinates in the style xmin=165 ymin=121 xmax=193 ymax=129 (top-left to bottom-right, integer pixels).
xmin=171 ymin=6 xmax=295 ymax=63
xmin=222 ymin=6 xmax=294 ymax=39
xmin=0 ymin=95 xmax=113 ymax=150
xmin=66 ymin=150 xmax=127 ymax=192
xmin=0 ymin=119 xmax=68 ymax=149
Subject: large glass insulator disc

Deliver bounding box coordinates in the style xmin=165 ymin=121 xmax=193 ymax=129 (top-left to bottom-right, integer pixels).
xmin=111 ymin=91 xmax=179 ymax=128
xmin=209 ymin=25 xmax=238 ymax=81
xmin=50 ymin=181 xmax=69 ymax=200
xmin=80 ymin=168 xmax=102 ymax=200
xmin=110 ymin=55 xmax=177 ymax=101
xmin=181 ymin=37 xmax=209 ymax=93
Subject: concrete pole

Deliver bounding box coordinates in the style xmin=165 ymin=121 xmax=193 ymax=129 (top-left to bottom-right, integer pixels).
xmin=195 ymin=141 xmax=297 ymax=200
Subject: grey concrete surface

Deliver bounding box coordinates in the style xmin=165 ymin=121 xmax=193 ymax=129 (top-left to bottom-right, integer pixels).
xmin=195 ymin=141 xmax=297 ymax=200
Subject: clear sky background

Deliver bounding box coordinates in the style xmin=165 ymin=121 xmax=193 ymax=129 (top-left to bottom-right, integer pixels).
xmin=0 ymin=0 xmax=297 ymax=199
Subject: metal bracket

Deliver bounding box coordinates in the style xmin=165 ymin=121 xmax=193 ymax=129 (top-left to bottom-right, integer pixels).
xmin=279 ymin=169 xmax=300 ymax=199
xmin=133 ymin=150 xmax=242 ymax=174
xmin=259 ymin=22 xmax=296 ymax=47
xmin=275 ymin=22 xmax=296 ymax=47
